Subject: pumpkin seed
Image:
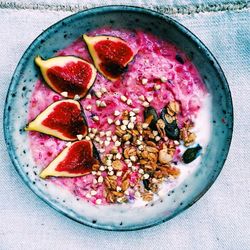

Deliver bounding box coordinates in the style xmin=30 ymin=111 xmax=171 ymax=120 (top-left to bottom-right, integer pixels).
xmin=182 ymin=144 xmax=202 ymax=164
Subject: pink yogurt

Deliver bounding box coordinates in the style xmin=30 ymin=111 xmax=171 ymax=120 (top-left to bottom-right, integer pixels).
xmin=28 ymin=28 xmax=207 ymax=205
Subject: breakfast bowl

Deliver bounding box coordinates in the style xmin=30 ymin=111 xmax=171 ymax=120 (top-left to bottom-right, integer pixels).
xmin=3 ymin=6 xmax=233 ymax=231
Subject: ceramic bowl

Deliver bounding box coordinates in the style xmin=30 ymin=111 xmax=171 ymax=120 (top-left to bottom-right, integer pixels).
xmin=4 ymin=6 xmax=233 ymax=231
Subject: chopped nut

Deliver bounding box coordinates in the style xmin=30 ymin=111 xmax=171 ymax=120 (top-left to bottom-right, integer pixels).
xmin=168 ymin=101 xmax=180 ymax=115
xmin=142 ymin=101 xmax=150 ymax=107
xmin=138 ymin=169 xmax=144 ymax=174
xmin=139 ymin=95 xmax=145 ymax=101
xmin=116 ymin=153 xmax=122 ymax=159
xmin=141 ymin=78 xmax=148 ymax=85
xmin=129 ymin=111 xmax=136 ymax=117
xmin=96 ymin=199 xmax=102 ymax=205
xmin=130 ymin=155 xmax=137 ymax=162
xmin=95 ymin=91 xmax=102 ymax=98
xmin=115 ymin=120 xmax=121 ymax=126
xmin=127 ymin=99 xmax=132 ymax=105
xmin=115 ymin=127 xmax=126 ymax=137
xmin=100 ymin=101 xmax=107 ymax=107
xmin=123 ymin=133 xmax=132 ymax=141
xmin=141 ymin=150 xmax=149 ymax=159
xmin=153 ymin=130 xmax=158 ymax=136
xmin=98 ymin=176 xmax=104 ymax=183
xmin=106 ymin=131 xmax=112 ymax=137
xmin=159 ymin=148 xmax=173 ymax=164
xmin=160 ymin=76 xmax=167 ymax=82
xmin=146 ymin=141 xmax=157 ymax=147
xmin=100 ymin=87 xmax=107 ymax=93
xmin=108 ymin=171 xmax=114 ymax=176
xmin=92 ymin=128 xmax=97 ymax=134
xmin=74 ymin=94 xmax=80 ymax=100
xmin=122 ymin=120 xmax=129 ymax=125
xmin=112 ymin=160 xmax=123 ymax=171
xmin=130 ymin=116 xmax=136 ymax=123
xmin=115 ymin=141 xmax=121 ymax=147
xmin=99 ymin=148 xmax=105 ymax=153
xmin=91 ymin=190 xmax=97 ymax=196
xmin=121 ymin=95 xmax=127 ymax=102
xmin=141 ymin=192 xmax=153 ymax=202
xmin=156 ymin=119 xmax=166 ymax=137
xmin=133 ymin=108 xmax=140 ymax=114
xmin=122 ymin=178 xmax=130 ymax=191
xmin=92 ymin=116 xmax=99 ymax=122
xmin=77 ymin=134 xmax=83 ymax=140
xmin=86 ymin=94 xmax=92 ymax=99
xmin=110 ymin=147 xmax=118 ymax=154
xmin=114 ymin=110 xmax=120 ymax=116
xmin=158 ymin=165 xmax=180 ymax=177
xmin=99 ymin=165 xmax=105 ymax=171
xmin=94 ymin=137 xmax=100 ymax=142
xmin=86 ymin=105 xmax=92 ymax=111
xmin=124 ymin=147 xmax=137 ymax=158
xmin=107 ymin=118 xmax=113 ymax=124
xmin=145 ymin=146 xmax=159 ymax=153
xmin=127 ymin=122 xmax=134 ymax=129
xmin=121 ymin=125 xmax=127 ymax=131
xmin=108 ymin=166 xmax=113 ymax=172
xmin=61 ymin=91 xmax=68 ymax=97
xmin=112 ymin=135 xmax=118 ymax=142
xmin=154 ymin=84 xmax=161 ymax=90
xmin=155 ymin=136 xmax=161 ymax=141
xmin=148 ymin=152 xmax=158 ymax=163
xmin=116 ymin=171 xmax=123 ymax=177
xmin=96 ymin=100 xmax=101 ymax=107
xmin=146 ymin=96 xmax=153 ymax=102
xmin=111 ymin=191 xmax=124 ymax=197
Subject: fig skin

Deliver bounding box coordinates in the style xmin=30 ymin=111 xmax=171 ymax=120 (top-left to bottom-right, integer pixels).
xmin=40 ymin=140 xmax=99 ymax=178
xmin=25 ymin=100 xmax=88 ymax=141
xmin=35 ymin=55 xmax=97 ymax=99
xmin=83 ymin=34 xmax=135 ymax=81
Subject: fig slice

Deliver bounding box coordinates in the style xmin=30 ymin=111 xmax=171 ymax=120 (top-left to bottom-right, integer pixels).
xmin=40 ymin=140 xmax=99 ymax=178
xmin=35 ymin=55 xmax=97 ymax=99
xmin=83 ymin=34 xmax=135 ymax=81
xmin=25 ymin=100 xmax=88 ymax=141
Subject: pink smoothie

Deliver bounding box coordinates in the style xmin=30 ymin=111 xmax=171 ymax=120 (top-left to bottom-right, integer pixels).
xmin=28 ymin=28 xmax=207 ymax=205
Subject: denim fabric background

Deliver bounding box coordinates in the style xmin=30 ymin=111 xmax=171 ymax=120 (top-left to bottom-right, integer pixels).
xmin=0 ymin=1 xmax=249 ymax=249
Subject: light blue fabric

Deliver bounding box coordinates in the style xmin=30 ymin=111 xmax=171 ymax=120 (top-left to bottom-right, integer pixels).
xmin=0 ymin=2 xmax=249 ymax=249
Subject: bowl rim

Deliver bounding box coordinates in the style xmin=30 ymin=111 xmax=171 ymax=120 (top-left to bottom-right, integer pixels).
xmin=3 ymin=5 xmax=234 ymax=231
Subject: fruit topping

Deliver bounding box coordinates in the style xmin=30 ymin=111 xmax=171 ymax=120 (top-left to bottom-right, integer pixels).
xmin=83 ymin=34 xmax=135 ymax=81
xmin=25 ymin=100 xmax=88 ymax=141
xmin=35 ymin=56 xmax=96 ymax=99
xmin=40 ymin=140 xmax=99 ymax=178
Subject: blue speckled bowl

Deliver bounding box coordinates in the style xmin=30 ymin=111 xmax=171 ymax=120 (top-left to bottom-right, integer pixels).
xmin=3 ymin=6 xmax=233 ymax=231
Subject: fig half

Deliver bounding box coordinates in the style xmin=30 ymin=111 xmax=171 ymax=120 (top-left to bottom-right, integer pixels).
xmin=83 ymin=34 xmax=134 ymax=81
xmin=40 ymin=140 xmax=99 ymax=178
xmin=35 ymin=56 xmax=97 ymax=99
xmin=25 ymin=100 xmax=88 ymax=141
